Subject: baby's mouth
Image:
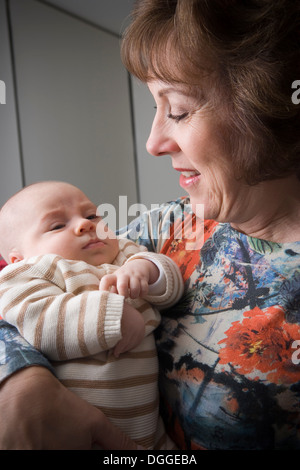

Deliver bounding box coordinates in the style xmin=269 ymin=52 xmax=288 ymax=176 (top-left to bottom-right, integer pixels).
xmin=83 ymin=238 xmax=105 ymax=249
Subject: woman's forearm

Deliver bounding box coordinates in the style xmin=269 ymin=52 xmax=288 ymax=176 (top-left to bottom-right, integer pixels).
xmin=0 ymin=320 xmax=54 ymax=384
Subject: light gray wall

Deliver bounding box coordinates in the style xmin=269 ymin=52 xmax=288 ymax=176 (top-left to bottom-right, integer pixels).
xmin=41 ymin=0 xmax=135 ymax=36
xmin=0 ymin=0 xmax=184 ymax=220
xmin=0 ymin=0 xmax=23 ymax=206
xmin=8 ymin=0 xmax=137 ymax=213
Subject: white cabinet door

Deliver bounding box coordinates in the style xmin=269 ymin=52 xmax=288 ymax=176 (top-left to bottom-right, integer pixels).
xmin=10 ymin=0 xmax=137 ymax=218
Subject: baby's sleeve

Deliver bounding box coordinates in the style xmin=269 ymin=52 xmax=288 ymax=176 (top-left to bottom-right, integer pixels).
xmin=124 ymin=251 xmax=184 ymax=309
xmin=0 ymin=255 xmax=124 ymax=361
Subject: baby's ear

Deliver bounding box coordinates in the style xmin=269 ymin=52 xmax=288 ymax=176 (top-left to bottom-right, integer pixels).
xmin=9 ymin=251 xmax=24 ymax=264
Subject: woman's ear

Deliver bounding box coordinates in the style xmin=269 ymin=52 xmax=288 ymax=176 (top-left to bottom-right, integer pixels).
xmin=9 ymin=251 xmax=24 ymax=264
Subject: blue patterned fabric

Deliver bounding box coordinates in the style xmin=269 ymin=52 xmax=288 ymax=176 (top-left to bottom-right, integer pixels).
xmin=119 ymin=197 xmax=300 ymax=449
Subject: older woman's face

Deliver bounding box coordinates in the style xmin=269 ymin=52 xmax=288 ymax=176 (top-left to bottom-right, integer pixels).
xmin=146 ymin=80 xmax=247 ymax=221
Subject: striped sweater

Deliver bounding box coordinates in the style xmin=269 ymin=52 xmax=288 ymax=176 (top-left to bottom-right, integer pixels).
xmin=0 ymin=238 xmax=183 ymax=449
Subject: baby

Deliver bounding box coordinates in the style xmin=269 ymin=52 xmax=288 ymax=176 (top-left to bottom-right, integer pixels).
xmin=0 ymin=181 xmax=183 ymax=449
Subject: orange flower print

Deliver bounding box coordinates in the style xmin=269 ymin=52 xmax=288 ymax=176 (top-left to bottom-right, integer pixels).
xmin=161 ymin=216 xmax=218 ymax=282
xmin=218 ymin=306 xmax=300 ymax=384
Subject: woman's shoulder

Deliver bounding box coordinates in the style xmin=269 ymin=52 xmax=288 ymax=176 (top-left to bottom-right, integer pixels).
xmin=146 ymin=196 xmax=191 ymax=215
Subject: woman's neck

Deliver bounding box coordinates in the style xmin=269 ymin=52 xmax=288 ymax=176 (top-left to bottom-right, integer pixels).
xmin=230 ymin=175 xmax=300 ymax=243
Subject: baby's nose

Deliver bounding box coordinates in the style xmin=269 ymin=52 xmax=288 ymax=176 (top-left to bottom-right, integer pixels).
xmin=75 ymin=218 xmax=95 ymax=235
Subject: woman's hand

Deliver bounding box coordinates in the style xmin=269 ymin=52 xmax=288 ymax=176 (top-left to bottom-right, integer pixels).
xmin=0 ymin=366 xmax=138 ymax=450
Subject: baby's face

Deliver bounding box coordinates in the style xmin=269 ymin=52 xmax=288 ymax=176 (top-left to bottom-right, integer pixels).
xmin=11 ymin=182 xmax=119 ymax=266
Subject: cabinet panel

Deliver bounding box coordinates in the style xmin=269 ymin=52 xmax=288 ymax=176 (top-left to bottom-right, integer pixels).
xmin=10 ymin=0 xmax=137 ymax=216
xmin=0 ymin=0 xmax=23 ymax=207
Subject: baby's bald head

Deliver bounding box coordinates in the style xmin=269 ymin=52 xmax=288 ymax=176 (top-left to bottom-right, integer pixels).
xmin=0 ymin=181 xmax=71 ymax=263
xmin=0 ymin=185 xmax=37 ymax=263
xmin=0 ymin=181 xmax=118 ymax=266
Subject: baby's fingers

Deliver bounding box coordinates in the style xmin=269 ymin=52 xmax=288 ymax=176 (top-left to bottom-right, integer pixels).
xmin=99 ymin=274 xmax=117 ymax=292
xmin=129 ymin=277 xmax=149 ymax=299
xmin=115 ymin=274 xmax=131 ymax=297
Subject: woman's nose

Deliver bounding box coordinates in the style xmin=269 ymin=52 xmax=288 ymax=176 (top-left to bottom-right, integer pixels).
xmin=146 ymin=119 xmax=180 ymax=157
xmin=75 ymin=218 xmax=95 ymax=235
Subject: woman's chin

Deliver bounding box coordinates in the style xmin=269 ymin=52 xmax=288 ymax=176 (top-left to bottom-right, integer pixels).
xmin=189 ymin=196 xmax=209 ymax=219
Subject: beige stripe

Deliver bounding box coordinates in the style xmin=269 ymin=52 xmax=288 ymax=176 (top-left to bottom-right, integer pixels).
xmin=61 ymin=372 xmax=157 ymax=390
xmin=78 ymin=293 xmax=89 ymax=356
xmin=137 ymin=432 xmax=156 ymax=449
xmin=43 ymin=256 xmax=61 ymax=282
xmin=63 ymin=268 xmax=96 ymax=280
xmin=137 ymin=302 xmax=152 ymax=314
xmin=52 ymin=356 xmax=107 ymax=366
xmin=56 ymin=294 xmax=73 ymax=360
xmin=145 ymin=318 xmax=160 ymax=328
xmin=2 ymin=282 xmax=51 ymax=318
xmin=73 ymin=284 xmax=98 ymax=295
xmin=16 ymin=299 xmax=31 ymax=335
xmin=94 ymin=396 xmax=159 ymax=419
xmin=34 ymin=296 xmax=56 ymax=350
xmin=52 ymin=346 xmax=157 ymax=367
xmin=0 ymin=262 xmax=34 ymax=284
xmin=97 ymin=290 xmax=108 ymax=350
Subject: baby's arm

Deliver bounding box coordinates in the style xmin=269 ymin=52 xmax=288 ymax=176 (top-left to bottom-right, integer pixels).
xmin=100 ymin=251 xmax=184 ymax=309
xmin=113 ymin=301 xmax=145 ymax=358
xmin=99 ymin=259 xmax=158 ymax=357
xmin=99 ymin=252 xmax=184 ymax=357
xmin=127 ymin=252 xmax=184 ymax=309
xmin=0 ymin=255 xmax=126 ymax=361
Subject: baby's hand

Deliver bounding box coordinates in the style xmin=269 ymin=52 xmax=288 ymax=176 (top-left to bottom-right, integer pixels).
xmin=113 ymin=303 xmax=145 ymax=357
xmin=99 ymin=259 xmax=159 ymax=299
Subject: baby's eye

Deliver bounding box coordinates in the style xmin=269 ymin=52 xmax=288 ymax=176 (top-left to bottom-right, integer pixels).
xmin=86 ymin=214 xmax=98 ymax=220
xmin=50 ymin=224 xmax=65 ymax=231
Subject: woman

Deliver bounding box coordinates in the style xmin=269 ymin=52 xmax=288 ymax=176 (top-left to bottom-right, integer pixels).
xmin=1 ymin=0 xmax=300 ymax=449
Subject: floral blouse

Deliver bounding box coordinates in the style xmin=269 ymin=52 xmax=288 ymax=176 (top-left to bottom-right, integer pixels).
xmin=119 ymin=197 xmax=300 ymax=450
xmin=1 ymin=197 xmax=300 ymax=449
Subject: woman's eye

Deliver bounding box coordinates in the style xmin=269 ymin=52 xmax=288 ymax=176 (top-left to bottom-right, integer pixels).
xmin=167 ymin=112 xmax=189 ymax=122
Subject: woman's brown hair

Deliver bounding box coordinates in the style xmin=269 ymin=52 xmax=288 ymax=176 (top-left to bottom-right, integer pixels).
xmin=121 ymin=0 xmax=300 ymax=184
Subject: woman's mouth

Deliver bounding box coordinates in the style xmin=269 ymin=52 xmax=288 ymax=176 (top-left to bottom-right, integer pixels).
xmin=178 ymin=169 xmax=201 ymax=188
